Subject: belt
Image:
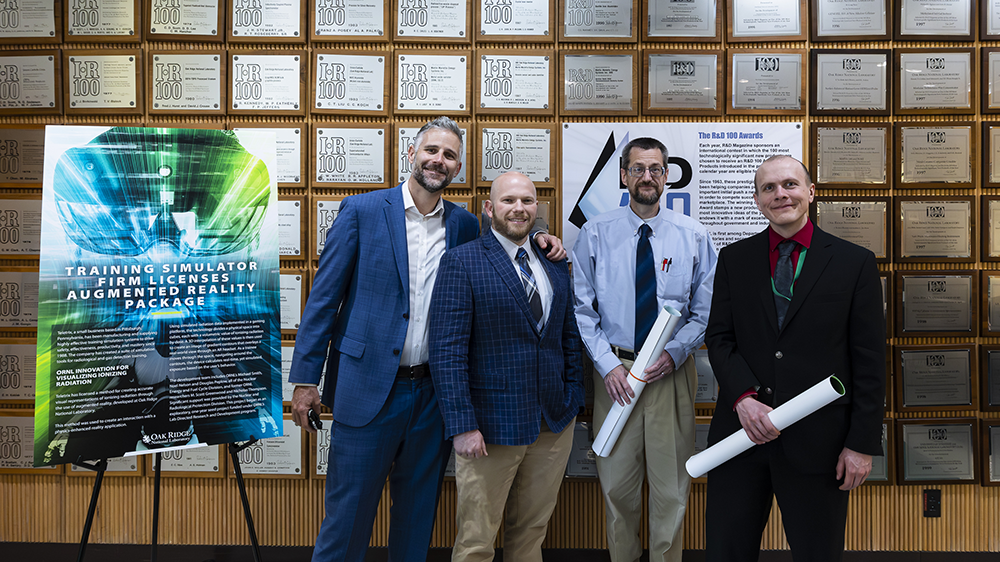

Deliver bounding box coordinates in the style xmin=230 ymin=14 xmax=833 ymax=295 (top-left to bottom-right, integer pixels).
xmin=611 ymin=345 xmax=636 ymax=361
xmin=397 ymin=363 xmax=430 ymax=379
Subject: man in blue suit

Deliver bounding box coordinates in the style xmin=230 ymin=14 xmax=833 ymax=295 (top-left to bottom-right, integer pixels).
xmin=289 ymin=117 xmax=565 ymax=562
xmin=430 ymin=172 xmax=585 ymax=562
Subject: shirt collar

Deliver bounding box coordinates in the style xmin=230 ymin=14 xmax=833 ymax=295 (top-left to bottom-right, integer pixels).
xmin=401 ymin=183 xmax=444 ymax=218
xmin=492 ymin=227 xmax=533 ymax=262
xmin=627 ymin=205 xmax=661 ymax=236
xmin=768 ymin=219 xmax=814 ymax=252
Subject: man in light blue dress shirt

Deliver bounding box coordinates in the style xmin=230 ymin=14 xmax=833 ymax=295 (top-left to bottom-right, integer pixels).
xmin=572 ymin=137 xmax=718 ymax=562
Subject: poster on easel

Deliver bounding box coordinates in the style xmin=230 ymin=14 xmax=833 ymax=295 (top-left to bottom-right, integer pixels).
xmin=33 ymin=125 xmax=283 ymax=467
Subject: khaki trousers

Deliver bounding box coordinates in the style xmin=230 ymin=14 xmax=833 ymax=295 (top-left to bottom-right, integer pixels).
xmin=593 ymin=356 xmax=697 ymax=562
xmin=452 ymin=418 xmax=576 ymax=562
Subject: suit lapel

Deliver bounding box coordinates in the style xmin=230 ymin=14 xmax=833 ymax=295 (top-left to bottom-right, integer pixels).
xmin=747 ymin=231 xmax=780 ymax=333
xmin=533 ymin=242 xmax=562 ymax=338
xmin=780 ymin=227 xmax=834 ymax=331
xmin=384 ymin=185 xmax=409 ymax=293
xmin=443 ymin=201 xmax=461 ymax=249
xmin=483 ymin=230 xmax=540 ymax=336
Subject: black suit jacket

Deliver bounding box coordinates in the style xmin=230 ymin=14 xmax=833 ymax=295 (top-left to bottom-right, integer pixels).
xmin=705 ymin=226 xmax=885 ymax=475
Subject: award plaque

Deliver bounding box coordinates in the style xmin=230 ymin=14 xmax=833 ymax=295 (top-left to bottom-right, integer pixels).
xmin=311 ymin=196 xmax=344 ymax=258
xmin=881 ymin=272 xmax=892 ymax=336
xmin=69 ymin=455 xmax=142 ymax=476
xmin=478 ymin=0 xmax=555 ymax=41
xmin=643 ymin=0 xmax=720 ymax=41
xmin=395 ymin=0 xmax=470 ymax=41
xmin=984 ymin=420 xmax=1000 ymax=484
xmin=63 ymin=50 xmax=143 ymax=115
xmin=560 ymin=0 xmax=637 ymax=42
xmin=985 ymin=123 xmax=1000 ymax=187
xmin=281 ymin=340 xmax=294 ymax=403
xmin=311 ymin=0 xmax=388 ymax=40
xmin=643 ymin=50 xmax=722 ymax=116
xmin=896 ymin=271 xmax=976 ymax=337
xmin=811 ymin=0 xmax=889 ymax=41
xmin=312 ymin=51 xmax=387 ymax=115
xmin=229 ymin=52 xmax=306 ymax=115
xmin=866 ymin=421 xmax=893 ymax=484
xmin=895 ymin=197 xmax=974 ymax=262
xmin=228 ymin=0 xmax=305 ymax=42
xmin=233 ymin=417 xmax=305 ymax=478
xmin=811 ymin=123 xmax=890 ymax=188
xmin=0 ymin=0 xmax=60 ymax=44
xmin=312 ymin=415 xmax=333 ymax=477
xmin=0 ymin=414 xmax=61 ymax=473
xmin=0 ymin=269 xmax=38 ymax=328
xmin=984 ymin=275 xmax=1000 ymax=340
xmin=983 ymin=49 xmax=1000 ymax=113
xmin=277 ymin=197 xmax=305 ymax=258
xmin=559 ymin=51 xmax=637 ymax=115
xmin=693 ymin=348 xmax=718 ymax=406
xmin=312 ymin=125 xmax=388 ymax=187
xmin=810 ymin=49 xmax=890 ymax=115
xmin=727 ymin=0 xmax=806 ymax=41
xmin=0 ymin=195 xmax=42 ymax=256
xmin=895 ymin=345 xmax=976 ymax=411
xmin=0 ymin=51 xmax=60 ymax=114
xmin=66 ymin=0 xmax=140 ymax=42
xmin=895 ymin=0 xmax=974 ymax=41
xmin=0 ymin=126 xmax=46 ymax=187
xmin=982 ymin=346 xmax=1000 ymax=410
xmin=984 ymin=0 xmax=1000 ymax=39
xmin=147 ymin=51 xmax=225 ymax=115
xmin=812 ymin=197 xmax=889 ymax=261
xmin=394 ymin=51 xmax=470 ymax=114
xmin=146 ymin=0 xmax=224 ymax=42
xmin=0 ymin=338 xmax=37 ymax=402
xmin=280 ymin=270 xmax=304 ymax=333
xmin=897 ymin=124 xmax=974 ymax=188
xmin=981 ymin=196 xmax=1000 ymax=261
xmin=395 ymin=122 xmax=469 ymax=187
xmin=477 ymin=124 xmax=554 ymax=186
xmin=476 ymin=50 xmax=554 ymax=115
xmin=895 ymin=49 xmax=975 ymax=114
xmin=897 ymin=419 xmax=978 ymax=484
xmin=231 ymin=124 xmax=305 ymax=187
xmin=727 ymin=50 xmax=805 ymax=115
xmin=152 ymin=445 xmax=225 ymax=478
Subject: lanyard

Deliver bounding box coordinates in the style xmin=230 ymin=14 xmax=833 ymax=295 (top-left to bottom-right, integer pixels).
xmin=770 ymin=247 xmax=807 ymax=302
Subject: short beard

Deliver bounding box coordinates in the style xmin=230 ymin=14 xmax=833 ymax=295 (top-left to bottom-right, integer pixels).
xmin=493 ymin=215 xmax=533 ymax=242
xmin=413 ymin=164 xmax=450 ymax=193
xmin=631 ymin=184 xmax=661 ymax=206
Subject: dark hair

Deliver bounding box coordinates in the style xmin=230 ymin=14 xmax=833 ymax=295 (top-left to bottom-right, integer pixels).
xmin=413 ymin=116 xmax=464 ymax=155
xmin=619 ymin=137 xmax=668 ymax=170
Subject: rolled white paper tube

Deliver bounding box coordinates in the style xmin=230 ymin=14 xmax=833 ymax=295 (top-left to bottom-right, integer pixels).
xmin=685 ymin=375 xmax=846 ymax=478
xmin=592 ymin=305 xmax=683 ymax=458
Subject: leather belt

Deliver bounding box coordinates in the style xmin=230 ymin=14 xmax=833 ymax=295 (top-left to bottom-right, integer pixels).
xmin=611 ymin=345 xmax=636 ymax=361
xmin=397 ymin=363 xmax=430 ymax=379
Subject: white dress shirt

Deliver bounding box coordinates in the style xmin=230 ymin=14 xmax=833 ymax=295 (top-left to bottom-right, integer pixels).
xmin=400 ymin=184 xmax=448 ymax=367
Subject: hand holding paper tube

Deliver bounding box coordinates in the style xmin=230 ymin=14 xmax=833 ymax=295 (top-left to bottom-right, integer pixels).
xmin=685 ymin=375 xmax=846 ymax=478
xmin=592 ymin=305 xmax=683 ymax=458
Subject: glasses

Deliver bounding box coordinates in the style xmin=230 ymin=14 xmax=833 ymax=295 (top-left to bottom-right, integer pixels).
xmin=626 ymin=166 xmax=666 ymax=178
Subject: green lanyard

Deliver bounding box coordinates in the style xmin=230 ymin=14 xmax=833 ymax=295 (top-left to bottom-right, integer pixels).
xmin=770 ymin=247 xmax=807 ymax=302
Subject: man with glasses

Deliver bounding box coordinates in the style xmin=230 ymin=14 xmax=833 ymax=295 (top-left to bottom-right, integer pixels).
xmin=572 ymin=137 xmax=717 ymax=562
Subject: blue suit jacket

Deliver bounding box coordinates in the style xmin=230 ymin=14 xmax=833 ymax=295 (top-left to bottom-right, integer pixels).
xmin=288 ymin=183 xmax=479 ymax=427
xmin=429 ymin=229 xmax=586 ymax=446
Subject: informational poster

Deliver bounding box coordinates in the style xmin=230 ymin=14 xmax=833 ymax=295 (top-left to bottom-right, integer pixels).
xmin=34 ymin=126 xmax=283 ymax=466
xmin=561 ymin=122 xmax=802 ymax=253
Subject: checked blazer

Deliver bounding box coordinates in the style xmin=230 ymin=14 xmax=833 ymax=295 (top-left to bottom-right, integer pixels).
xmin=429 ymin=229 xmax=586 ymax=446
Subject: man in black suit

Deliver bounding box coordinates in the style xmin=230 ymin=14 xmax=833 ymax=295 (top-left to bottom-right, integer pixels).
xmin=704 ymin=155 xmax=885 ymax=562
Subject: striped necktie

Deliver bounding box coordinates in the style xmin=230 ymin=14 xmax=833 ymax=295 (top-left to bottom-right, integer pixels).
xmin=516 ymin=248 xmax=544 ymax=329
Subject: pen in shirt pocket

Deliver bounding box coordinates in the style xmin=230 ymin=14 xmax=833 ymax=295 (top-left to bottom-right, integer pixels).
xmin=661 ymin=258 xmax=671 ymax=272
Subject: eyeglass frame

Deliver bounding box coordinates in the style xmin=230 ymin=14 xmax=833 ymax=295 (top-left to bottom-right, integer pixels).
xmin=625 ymin=165 xmax=666 ymax=178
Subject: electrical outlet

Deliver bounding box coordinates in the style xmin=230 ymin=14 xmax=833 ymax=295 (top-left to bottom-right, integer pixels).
xmin=923 ymin=489 xmax=941 ymax=517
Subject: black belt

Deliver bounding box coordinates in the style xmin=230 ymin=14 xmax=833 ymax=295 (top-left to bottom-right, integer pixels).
xmin=611 ymin=345 xmax=636 ymax=361
xmin=397 ymin=363 xmax=430 ymax=379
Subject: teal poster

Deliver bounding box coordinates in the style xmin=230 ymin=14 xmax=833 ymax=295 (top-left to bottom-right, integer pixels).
xmin=33 ymin=126 xmax=283 ymax=466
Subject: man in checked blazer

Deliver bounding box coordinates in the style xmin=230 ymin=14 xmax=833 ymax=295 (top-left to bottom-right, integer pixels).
xmin=429 ymin=171 xmax=586 ymax=562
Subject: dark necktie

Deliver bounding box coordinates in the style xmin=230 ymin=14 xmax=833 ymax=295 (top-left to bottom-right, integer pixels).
xmin=635 ymin=224 xmax=657 ymax=350
xmin=773 ymin=240 xmax=796 ymax=329
xmin=516 ymin=248 xmax=544 ymax=329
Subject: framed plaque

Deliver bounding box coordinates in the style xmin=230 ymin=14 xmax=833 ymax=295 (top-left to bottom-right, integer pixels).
xmin=0 ymin=51 xmax=60 ymax=114
xmin=897 ymin=419 xmax=978 ymax=485
xmin=810 ymin=49 xmax=889 ymax=116
xmin=63 ymin=50 xmax=143 ymax=115
xmin=311 ymin=195 xmax=344 ymax=258
xmin=312 ymin=124 xmax=388 ymax=187
xmin=983 ymin=420 xmax=1000 ymax=485
xmin=984 ymin=0 xmax=1000 ymax=38
xmin=231 ymin=124 xmax=305 ymax=188
xmin=811 ymin=123 xmax=890 ymax=189
xmin=228 ymin=0 xmax=305 ymax=42
xmin=312 ymin=412 xmax=333 ymax=478
xmin=395 ymin=0 xmax=470 ymax=41
xmin=643 ymin=0 xmax=720 ymax=41
xmin=693 ymin=348 xmax=718 ymax=407
xmin=0 ymin=195 xmax=42 ymax=257
xmin=0 ymin=0 xmax=61 ymax=44
xmin=312 ymin=51 xmax=387 ymax=116
xmin=66 ymin=0 xmax=140 ymax=42
xmin=0 ymin=126 xmax=46 ymax=188
xmin=895 ymin=270 xmax=976 ymax=337
xmin=444 ymin=195 xmax=474 ymax=214
xmin=149 ymin=444 xmax=225 ymax=478
xmin=881 ymin=272 xmax=892 ymax=337
xmin=278 ymin=196 xmax=306 ymax=258
xmin=982 ymin=49 xmax=1000 ymax=114
xmin=394 ymin=122 xmax=470 ymax=187
xmin=476 ymin=124 xmax=554 ymax=186
xmin=280 ymin=269 xmax=305 ymax=333
xmin=979 ymin=345 xmax=1000 ymax=411
xmin=811 ymin=197 xmax=889 ymax=262
xmin=146 ymin=0 xmax=224 ymax=42
xmin=560 ymin=0 xmax=637 ymax=42
xmin=895 ymin=344 xmax=976 ymax=411
xmin=643 ymin=50 xmax=723 ymax=116
xmin=0 ymin=413 xmax=62 ymax=474
xmin=394 ymin=51 xmax=470 ymax=115
xmin=69 ymin=455 xmax=144 ymax=476
xmin=477 ymin=0 xmax=555 ymax=41
xmin=894 ymin=48 xmax=975 ymax=115
xmin=983 ymin=273 xmax=1000 ymax=338
xmin=231 ymin=416 xmax=306 ymax=478
xmin=981 ymin=197 xmax=1000 ymax=261
xmin=311 ymin=0 xmax=388 ymax=40
xmin=811 ymin=0 xmax=890 ymax=41
xmin=896 ymin=123 xmax=974 ymax=189
xmin=0 ymin=338 xmax=37 ymax=403
xmin=866 ymin=420 xmax=894 ymax=484
xmin=229 ymin=52 xmax=306 ymax=115
xmin=894 ymin=197 xmax=974 ymax=263
xmin=727 ymin=50 xmax=805 ymax=115
xmin=475 ymin=50 xmax=554 ymax=115
xmin=147 ymin=51 xmax=225 ymax=115
xmin=559 ymin=51 xmax=637 ymax=116
xmin=0 ymin=268 xmax=38 ymax=329
xmin=727 ymin=0 xmax=806 ymax=41
xmin=895 ymin=0 xmax=974 ymax=41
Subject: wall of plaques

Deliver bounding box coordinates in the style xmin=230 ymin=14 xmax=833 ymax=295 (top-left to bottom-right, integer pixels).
xmin=1 ymin=0 xmax=1000 ymax=554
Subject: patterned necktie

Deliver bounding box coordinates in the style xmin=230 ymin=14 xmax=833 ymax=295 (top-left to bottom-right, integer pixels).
xmin=516 ymin=248 xmax=544 ymax=329
xmin=773 ymin=240 xmax=796 ymax=329
xmin=635 ymin=224 xmax=657 ymax=351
